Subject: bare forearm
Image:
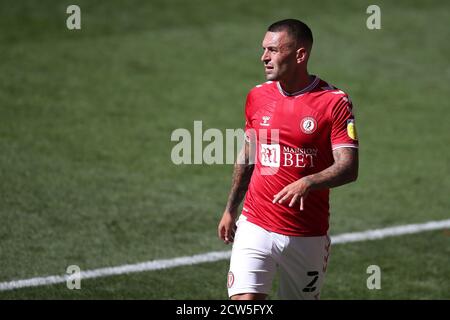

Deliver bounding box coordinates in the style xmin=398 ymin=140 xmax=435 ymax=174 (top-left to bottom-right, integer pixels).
xmin=304 ymin=164 xmax=356 ymax=190
xmin=225 ymin=163 xmax=254 ymax=215
xmin=273 ymin=147 xmax=358 ymax=206
xmin=305 ymin=148 xmax=358 ymax=190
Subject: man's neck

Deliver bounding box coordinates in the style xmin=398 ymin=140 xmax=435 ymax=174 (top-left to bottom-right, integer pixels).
xmin=278 ymin=72 xmax=313 ymax=95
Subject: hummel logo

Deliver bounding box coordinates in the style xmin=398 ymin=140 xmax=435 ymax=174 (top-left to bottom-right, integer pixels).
xmin=260 ymin=116 xmax=270 ymax=126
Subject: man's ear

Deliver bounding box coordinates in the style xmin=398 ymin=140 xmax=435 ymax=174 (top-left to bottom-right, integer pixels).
xmin=296 ymin=47 xmax=308 ymax=63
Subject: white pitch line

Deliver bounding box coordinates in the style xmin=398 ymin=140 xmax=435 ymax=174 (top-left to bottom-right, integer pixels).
xmin=331 ymin=219 xmax=450 ymax=244
xmin=1 ymin=219 xmax=449 ymax=292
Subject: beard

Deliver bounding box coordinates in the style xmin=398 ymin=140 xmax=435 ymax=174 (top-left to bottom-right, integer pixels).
xmin=264 ymin=68 xmax=279 ymax=81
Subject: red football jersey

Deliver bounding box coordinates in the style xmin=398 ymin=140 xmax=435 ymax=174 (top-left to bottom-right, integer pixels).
xmin=242 ymin=76 xmax=358 ymax=236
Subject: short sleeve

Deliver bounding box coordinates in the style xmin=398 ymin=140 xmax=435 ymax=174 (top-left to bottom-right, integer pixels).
xmin=331 ymin=95 xmax=359 ymax=150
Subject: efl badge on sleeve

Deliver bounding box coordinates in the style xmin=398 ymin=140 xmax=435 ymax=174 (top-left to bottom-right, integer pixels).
xmin=347 ymin=119 xmax=358 ymax=140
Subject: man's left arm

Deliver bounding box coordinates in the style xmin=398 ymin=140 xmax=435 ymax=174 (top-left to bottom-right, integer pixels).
xmin=273 ymin=147 xmax=358 ymax=207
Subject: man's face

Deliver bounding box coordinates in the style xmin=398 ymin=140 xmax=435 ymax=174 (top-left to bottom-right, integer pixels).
xmin=261 ymin=31 xmax=297 ymax=81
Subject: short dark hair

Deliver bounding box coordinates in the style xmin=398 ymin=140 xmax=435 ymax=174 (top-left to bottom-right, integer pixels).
xmin=268 ymin=19 xmax=313 ymax=50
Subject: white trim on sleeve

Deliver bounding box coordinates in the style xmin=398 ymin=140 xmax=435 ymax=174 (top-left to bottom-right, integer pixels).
xmin=332 ymin=144 xmax=359 ymax=150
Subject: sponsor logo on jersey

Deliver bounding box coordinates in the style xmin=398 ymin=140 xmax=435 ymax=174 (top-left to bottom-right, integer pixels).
xmin=260 ymin=144 xmax=280 ymax=167
xmin=300 ymin=117 xmax=317 ymax=134
xmin=282 ymin=146 xmax=317 ymax=168
xmin=260 ymin=144 xmax=317 ymax=168
xmin=347 ymin=119 xmax=358 ymax=140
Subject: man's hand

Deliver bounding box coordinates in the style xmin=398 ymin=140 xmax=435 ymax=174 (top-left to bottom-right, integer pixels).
xmin=218 ymin=211 xmax=237 ymax=244
xmin=272 ymin=148 xmax=358 ymax=210
xmin=272 ymin=177 xmax=312 ymax=210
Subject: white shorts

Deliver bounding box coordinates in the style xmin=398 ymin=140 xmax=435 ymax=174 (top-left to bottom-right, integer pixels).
xmin=227 ymin=215 xmax=331 ymax=300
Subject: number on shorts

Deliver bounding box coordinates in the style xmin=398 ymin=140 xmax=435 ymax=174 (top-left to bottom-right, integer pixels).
xmin=302 ymin=271 xmax=319 ymax=292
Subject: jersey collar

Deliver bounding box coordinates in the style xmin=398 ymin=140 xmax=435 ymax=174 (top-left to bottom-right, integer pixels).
xmin=277 ymin=75 xmax=319 ymax=97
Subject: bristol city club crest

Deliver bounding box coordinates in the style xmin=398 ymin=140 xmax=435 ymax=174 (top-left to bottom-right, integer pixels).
xmin=300 ymin=117 xmax=317 ymax=134
xmin=227 ymin=271 xmax=234 ymax=288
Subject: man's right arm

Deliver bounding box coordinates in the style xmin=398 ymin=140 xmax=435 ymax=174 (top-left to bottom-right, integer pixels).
xmin=218 ymin=140 xmax=254 ymax=244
